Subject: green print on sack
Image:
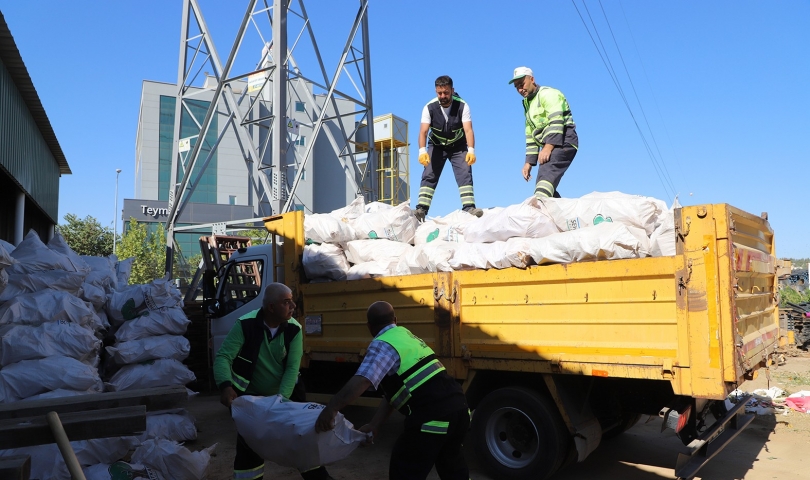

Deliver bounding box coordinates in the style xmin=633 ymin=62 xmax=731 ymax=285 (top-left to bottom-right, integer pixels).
xmin=108 ymin=461 xmax=161 ymax=480
xmin=426 ymin=228 xmax=440 ymax=243
xmin=592 ymin=214 xmax=613 ymax=226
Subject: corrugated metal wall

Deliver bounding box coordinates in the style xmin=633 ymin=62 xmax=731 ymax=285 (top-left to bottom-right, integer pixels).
xmin=0 ymin=58 xmax=60 ymax=222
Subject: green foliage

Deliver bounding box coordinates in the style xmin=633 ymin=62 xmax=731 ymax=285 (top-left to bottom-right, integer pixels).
xmin=232 ymin=223 xmax=270 ymax=245
xmin=117 ymin=218 xmax=167 ymax=285
xmin=779 ymin=286 xmax=810 ymax=306
xmin=785 ymin=258 xmax=809 ymax=269
xmin=57 ymin=214 xmax=117 ymax=257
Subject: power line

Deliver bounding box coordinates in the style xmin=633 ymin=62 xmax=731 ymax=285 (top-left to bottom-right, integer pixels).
xmin=598 ymin=0 xmax=677 ymax=196
xmin=570 ymin=0 xmax=676 ymax=201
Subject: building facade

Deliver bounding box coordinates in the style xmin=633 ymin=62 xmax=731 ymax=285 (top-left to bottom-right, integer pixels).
xmin=0 ymin=12 xmax=70 ymax=244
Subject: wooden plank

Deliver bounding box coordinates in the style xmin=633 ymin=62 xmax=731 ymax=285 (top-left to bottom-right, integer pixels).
xmin=0 ymin=455 xmax=31 ymax=480
xmin=0 ymin=406 xmax=146 ymax=449
xmin=0 ymin=386 xmax=187 ymax=420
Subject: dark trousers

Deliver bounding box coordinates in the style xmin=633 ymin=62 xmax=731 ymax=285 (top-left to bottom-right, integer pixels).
xmin=418 ymin=145 xmax=475 ymax=209
xmin=535 ymin=144 xmax=577 ymax=198
xmin=389 ymin=407 xmax=470 ymax=480
xmin=235 ymin=433 xmax=331 ymax=480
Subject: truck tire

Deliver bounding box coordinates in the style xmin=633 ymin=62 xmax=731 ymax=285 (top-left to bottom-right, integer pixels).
xmin=471 ymin=387 xmax=570 ymax=480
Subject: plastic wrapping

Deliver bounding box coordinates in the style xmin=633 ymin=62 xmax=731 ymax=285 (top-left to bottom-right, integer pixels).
xmin=131 ymin=439 xmax=215 ymax=480
xmin=0 ymin=270 xmax=86 ymax=302
xmin=0 ymin=322 xmax=100 ymax=367
xmin=0 ymin=289 xmax=103 ymax=331
xmin=0 ymin=355 xmax=103 ymax=402
xmin=7 ymin=230 xmax=81 ymax=274
xmin=113 ymin=307 xmax=190 ymax=342
xmin=106 ymin=358 xmax=196 ymax=391
xmin=303 ymin=243 xmax=350 ymax=281
xmin=107 ymin=279 xmax=184 ymax=325
xmin=106 ymin=335 xmax=191 ymax=365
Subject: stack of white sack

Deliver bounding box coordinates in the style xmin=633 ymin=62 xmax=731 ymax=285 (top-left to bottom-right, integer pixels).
xmin=0 ymin=355 xmax=103 ymax=403
xmin=105 ymin=279 xmax=195 ymax=392
xmin=232 ymin=395 xmax=368 ymax=472
xmin=0 ymin=241 xmax=16 ymax=296
xmin=300 ymin=191 xmax=678 ymax=282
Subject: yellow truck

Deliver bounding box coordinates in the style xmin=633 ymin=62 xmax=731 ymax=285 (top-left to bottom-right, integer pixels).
xmin=208 ymin=203 xmax=778 ymax=479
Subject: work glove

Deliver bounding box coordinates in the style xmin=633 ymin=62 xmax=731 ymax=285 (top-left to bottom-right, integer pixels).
xmin=418 ymin=147 xmax=429 ymax=166
xmin=465 ymin=147 xmax=476 ymax=166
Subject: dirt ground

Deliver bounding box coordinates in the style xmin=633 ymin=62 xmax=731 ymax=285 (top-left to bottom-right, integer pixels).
xmin=184 ymin=354 xmax=810 ymax=480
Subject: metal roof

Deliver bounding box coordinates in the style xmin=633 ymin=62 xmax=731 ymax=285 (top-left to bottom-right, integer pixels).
xmin=0 ymin=11 xmax=71 ymax=175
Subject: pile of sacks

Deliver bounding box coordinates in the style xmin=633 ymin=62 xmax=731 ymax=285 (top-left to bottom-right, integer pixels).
xmin=302 ymin=192 xmax=678 ymax=282
xmin=0 ymin=232 xmax=211 ymax=480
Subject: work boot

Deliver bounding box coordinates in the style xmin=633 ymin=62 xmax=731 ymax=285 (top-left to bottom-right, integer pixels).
xmin=414 ymin=205 xmax=429 ymax=222
xmin=463 ymin=205 xmax=483 ymax=218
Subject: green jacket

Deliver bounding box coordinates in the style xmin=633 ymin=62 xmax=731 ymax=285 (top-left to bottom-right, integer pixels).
xmin=523 ymin=86 xmax=577 ymax=164
xmin=213 ymin=309 xmax=303 ymax=398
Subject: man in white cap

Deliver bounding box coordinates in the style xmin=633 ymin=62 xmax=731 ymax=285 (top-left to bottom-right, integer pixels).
xmin=509 ymin=67 xmax=578 ymax=199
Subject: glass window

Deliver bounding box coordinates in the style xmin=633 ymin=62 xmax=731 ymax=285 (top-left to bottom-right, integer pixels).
xmin=295 ymin=101 xmax=306 ymax=112
xmin=229 ymin=195 xmax=237 ymax=205
xmin=297 ymin=136 xmax=306 ymax=147
xmin=217 ymin=259 xmax=264 ymax=315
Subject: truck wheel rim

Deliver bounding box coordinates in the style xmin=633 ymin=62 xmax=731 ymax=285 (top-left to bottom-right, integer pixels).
xmin=484 ymin=406 xmax=540 ymax=469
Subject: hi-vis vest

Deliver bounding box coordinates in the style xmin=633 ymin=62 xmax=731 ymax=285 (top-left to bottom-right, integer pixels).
xmin=427 ymin=95 xmax=467 ymax=148
xmin=523 ymin=86 xmax=577 ymax=155
xmin=229 ymin=314 xmax=301 ymax=393
xmin=376 ymin=326 xmax=449 ymax=414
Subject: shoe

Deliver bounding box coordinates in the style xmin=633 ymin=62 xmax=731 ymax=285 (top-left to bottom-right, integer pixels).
xmin=414 ymin=205 xmax=428 ymax=222
xmin=463 ymin=206 xmax=483 ymax=218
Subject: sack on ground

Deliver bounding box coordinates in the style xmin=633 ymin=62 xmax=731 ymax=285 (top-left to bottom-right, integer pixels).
xmin=82 ymin=255 xmax=118 ymax=292
xmin=48 ymin=232 xmax=92 ymax=273
xmin=0 ymin=322 xmax=100 ymax=367
xmin=115 ymin=257 xmax=134 ymax=287
xmin=113 ymin=307 xmax=191 ymax=343
xmin=106 ymin=358 xmax=196 ymax=391
xmin=84 ymin=462 xmax=166 ymax=480
xmin=138 ymin=410 xmax=197 ymax=443
xmin=106 ymin=335 xmax=190 ymax=365
xmin=131 ymin=439 xmax=215 ymax=480
xmin=232 ymin=395 xmax=368 ymax=472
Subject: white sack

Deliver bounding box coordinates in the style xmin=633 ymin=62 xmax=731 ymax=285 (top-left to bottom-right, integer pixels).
xmin=304 ymin=214 xmax=356 ymax=244
xmin=328 ymin=196 xmax=365 ymax=221
xmin=303 ymin=243 xmax=350 ymax=281
xmin=462 ymin=197 xmax=558 ymax=243
xmin=0 ymin=241 xmax=16 ymax=268
xmin=541 ymin=191 xmax=665 ymax=235
xmin=131 ymin=439 xmax=215 ymax=480
xmin=82 ymin=255 xmax=118 ymax=292
xmin=0 ymin=270 xmax=86 ymax=302
xmin=347 ymin=260 xmax=399 ymax=280
xmin=48 ymin=232 xmax=92 ymax=273
xmin=106 ymin=335 xmax=191 ymax=365
xmin=449 ymin=242 xmax=513 ymax=270
xmin=396 ymin=242 xmax=458 ymax=275
xmin=0 ymin=239 xmax=15 ymax=257
xmin=84 ymin=462 xmax=166 ymax=480
xmin=138 ymin=410 xmax=197 ymax=443
xmin=650 ymin=198 xmax=680 ymax=257
xmin=23 ymin=388 xmax=90 ymax=401
xmin=80 ymin=281 xmax=108 ymax=310
xmin=7 ymin=230 xmax=79 ymax=274
xmin=0 ymin=289 xmax=103 ymax=331
xmin=414 ymin=210 xmax=478 ymax=245
xmin=114 ymin=307 xmax=191 ymax=342
xmin=0 ymin=270 xmax=7 ymax=297
xmin=351 ymin=202 xmax=417 ymax=243
xmin=0 ymin=356 xmax=103 ymax=402
xmin=0 ymin=322 xmax=100 ymax=367
xmin=107 ymin=279 xmax=184 ymax=325
xmin=527 ymin=222 xmax=650 ymax=265
xmin=345 ymin=239 xmax=414 ymax=265
xmin=364 ymin=201 xmax=394 ymax=213
xmin=106 ymin=358 xmax=196 ymax=391
xmin=232 ymin=395 xmax=368 ymax=471
xmin=116 ymin=257 xmax=134 ymax=287
xmin=7 ymin=437 xmax=140 ymax=479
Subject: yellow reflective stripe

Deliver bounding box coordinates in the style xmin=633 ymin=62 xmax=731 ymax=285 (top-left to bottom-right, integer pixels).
xmin=234 ymin=465 xmax=264 ymax=480
xmin=389 ymin=386 xmax=412 ymax=410
xmin=421 ymin=420 xmax=450 ymax=434
xmin=535 ymin=180 xmax=555 ymax=198
xmin=419 ymin=187 xmax=435 ymax=194
xmin=231 ymin=372 xmax=250 ymax=391
xmin=403 ymin=360 xmax=445 ymax=391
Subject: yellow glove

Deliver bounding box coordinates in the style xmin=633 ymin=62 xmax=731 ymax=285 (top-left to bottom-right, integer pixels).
xmin=465 ymin=147 xmax=476 ymax=166
xmin=418 ymin=149 xmax=429 ymax=166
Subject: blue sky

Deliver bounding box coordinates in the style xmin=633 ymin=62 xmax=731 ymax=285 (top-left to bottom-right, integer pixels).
xmin=2 ymin=1 xmax=808 ymax=257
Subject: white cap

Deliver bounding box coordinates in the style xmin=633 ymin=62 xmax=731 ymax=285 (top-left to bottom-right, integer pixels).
xmin=508 ymin=66 xmax=533 ymax=84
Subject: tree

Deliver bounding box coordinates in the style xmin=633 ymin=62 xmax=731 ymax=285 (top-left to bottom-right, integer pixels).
xmin=117 ymin=218 xmax=166 ymax=285
xmin=779 ymin=286 xmax=810 ymax=306
xmin=57 ymin=214 xmax=117 ymax=256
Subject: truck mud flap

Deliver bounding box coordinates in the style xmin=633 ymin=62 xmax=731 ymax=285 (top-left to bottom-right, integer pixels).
xmin=674 ymin=394 xmax=754 ymax=480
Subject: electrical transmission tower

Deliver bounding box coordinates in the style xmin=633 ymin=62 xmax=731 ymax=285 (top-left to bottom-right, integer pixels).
xmin=163 ymin=0 xmax=376 ymax=275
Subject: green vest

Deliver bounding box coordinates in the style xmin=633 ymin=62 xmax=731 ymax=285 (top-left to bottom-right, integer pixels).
xmin=523 ymin=86 xmax=576 ymax=154
xmin=376 ymin=326 xmax=446 ymax=412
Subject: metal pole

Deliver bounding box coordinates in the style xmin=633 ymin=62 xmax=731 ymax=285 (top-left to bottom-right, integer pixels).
xmin=360 ymin=0 xmax=376 ymax=202
xmin=114 ymin=168 xmax=121 ymax=253
xmin=271 ymin=0 xmax=288 ymax=214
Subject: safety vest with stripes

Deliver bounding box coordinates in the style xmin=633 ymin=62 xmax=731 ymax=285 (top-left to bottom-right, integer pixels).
xmin=376 ymin=326 xmax=463 ymax=417
xmin=523 ymin=86 xmax=577 ymax=156
xmin=427 ymin=95 xmax=467 ymax=148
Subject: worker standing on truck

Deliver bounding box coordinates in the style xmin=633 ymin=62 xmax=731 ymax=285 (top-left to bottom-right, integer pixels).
xmin=315 ymin=301 xmax=470 ymax=480
xmin=414 ymin=75 xmax=483 ymax=222
xmin=509 ymin=66 xmax=579 ymax=198
xmin=214 ymin=283 xmax=334 ymax=480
